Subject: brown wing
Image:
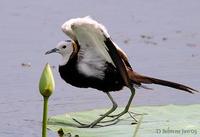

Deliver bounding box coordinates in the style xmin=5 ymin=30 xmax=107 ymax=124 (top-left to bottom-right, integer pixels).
xmin=116 ymin=47 xmax=133 ymax=70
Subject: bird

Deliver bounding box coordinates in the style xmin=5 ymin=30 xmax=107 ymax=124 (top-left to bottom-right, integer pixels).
xmin=45 ymin=16 xmax=198 ymax=128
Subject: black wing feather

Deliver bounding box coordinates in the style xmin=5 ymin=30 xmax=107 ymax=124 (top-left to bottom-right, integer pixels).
xmin=104 ymin=37 xmax=133 ymax=88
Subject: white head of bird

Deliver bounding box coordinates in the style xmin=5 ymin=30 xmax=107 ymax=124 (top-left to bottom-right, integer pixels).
xmin=45 ymin=40 xmax=74 ymax=65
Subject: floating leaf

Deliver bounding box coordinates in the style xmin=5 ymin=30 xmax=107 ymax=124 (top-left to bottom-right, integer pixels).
xmin=47 ymin=104 xmax=200 ymax=137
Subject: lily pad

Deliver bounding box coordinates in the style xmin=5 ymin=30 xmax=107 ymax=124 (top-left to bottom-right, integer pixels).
xmin=48 ymin=104 xmax=200 ymax=137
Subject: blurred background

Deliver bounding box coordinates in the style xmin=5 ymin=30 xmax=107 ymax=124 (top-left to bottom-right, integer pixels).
xmin=0 ymin=0 xmax=200 ymax=136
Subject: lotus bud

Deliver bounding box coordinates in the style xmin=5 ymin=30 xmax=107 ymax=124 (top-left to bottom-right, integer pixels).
xmin=39 ymin=63 xmax=55 ymax=97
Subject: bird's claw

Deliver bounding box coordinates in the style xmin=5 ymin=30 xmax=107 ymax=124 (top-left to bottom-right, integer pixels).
xmin=72 ymin=118 xmax=120 ymax=128
xmin=99 ymin=111 xmax=143 ymax=124
xmin=72 ymin=118 xmax=100 ymax=128
xmin=100 ymin=111 xmax=142 ymax=118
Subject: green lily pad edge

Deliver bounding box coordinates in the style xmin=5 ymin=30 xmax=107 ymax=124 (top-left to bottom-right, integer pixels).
xmin=47 ymin=104 xmax=200 ymax=137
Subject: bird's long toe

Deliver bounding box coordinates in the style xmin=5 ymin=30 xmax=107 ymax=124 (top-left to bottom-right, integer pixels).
xmin=72 ymin=118 xmax=103 ymax=128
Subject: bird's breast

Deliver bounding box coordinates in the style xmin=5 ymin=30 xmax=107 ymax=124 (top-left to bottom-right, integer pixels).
xmin=59 ymin=58 xmax=124 ymax=92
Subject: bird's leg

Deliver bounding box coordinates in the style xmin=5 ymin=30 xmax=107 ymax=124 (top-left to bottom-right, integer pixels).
xmin=73 ymin=92 xmax=118 ymax=128
xmin=101 ymin=87 xmax=137 ymax=123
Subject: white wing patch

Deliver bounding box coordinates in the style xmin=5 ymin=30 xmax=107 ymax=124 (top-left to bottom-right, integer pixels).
xmin=78 ymin=46 xmax=106 ymax=79
xmin=62 ymin=16 xmax=116 ymax=79
xmin=62 ymin=16 xmax=110 ymax=40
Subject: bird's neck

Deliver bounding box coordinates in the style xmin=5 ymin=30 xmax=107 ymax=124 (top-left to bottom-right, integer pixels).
xmin=60 ymin=53 xmax=72 ymax=66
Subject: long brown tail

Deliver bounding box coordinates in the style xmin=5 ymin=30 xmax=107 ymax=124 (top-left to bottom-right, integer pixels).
xmin=128 ymin=70 xmax=198 ymax=94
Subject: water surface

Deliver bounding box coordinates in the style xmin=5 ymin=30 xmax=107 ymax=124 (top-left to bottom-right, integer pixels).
xmin=0 ymin=0 xmax=200 ymax=136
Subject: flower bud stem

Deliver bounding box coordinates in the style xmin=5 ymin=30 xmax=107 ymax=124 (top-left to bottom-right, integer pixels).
xmin=42 ymin=96 xmax=49 ymax=137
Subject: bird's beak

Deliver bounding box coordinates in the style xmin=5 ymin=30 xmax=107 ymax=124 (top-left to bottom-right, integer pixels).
xmin=45 ymin=48 xmax=59 ymax=55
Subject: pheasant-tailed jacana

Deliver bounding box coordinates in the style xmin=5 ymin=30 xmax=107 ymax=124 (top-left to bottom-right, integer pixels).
xmin=45 ymin=16 xmax=198 ymax=128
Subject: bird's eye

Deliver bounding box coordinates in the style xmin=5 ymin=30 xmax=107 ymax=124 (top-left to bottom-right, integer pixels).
xmin=62 ymin=45 xmax=67 ymax=49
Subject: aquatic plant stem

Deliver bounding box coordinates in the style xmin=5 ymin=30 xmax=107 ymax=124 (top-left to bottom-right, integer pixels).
xmin=42 ymin=96 xmax=49 ymax=137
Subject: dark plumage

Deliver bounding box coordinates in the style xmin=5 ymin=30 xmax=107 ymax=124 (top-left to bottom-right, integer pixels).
xmin=59 ymin=48 xmax=124 ymax=92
